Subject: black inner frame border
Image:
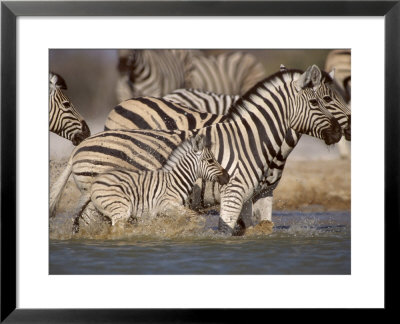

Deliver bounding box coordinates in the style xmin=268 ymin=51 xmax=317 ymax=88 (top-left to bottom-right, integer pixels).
xmin=1 ymin=1 xmax=399 ymax=322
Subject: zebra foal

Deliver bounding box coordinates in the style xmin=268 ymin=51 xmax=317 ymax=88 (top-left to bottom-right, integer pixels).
xmin=49 ymin=72 xmax=90 ymax=145
xmin=73 ymin=134 xmax=229 ymax=230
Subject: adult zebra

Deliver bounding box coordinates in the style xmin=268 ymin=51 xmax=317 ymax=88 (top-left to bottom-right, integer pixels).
xmin=50 ymin=65 xmax=349 ymax=235
xmin=49 ymin=72 xmax=91 ymax=146
xmin=74 ymin=134 xmax=229 ymax=231
xmin=325 ymin=49 xmax=351 ymax=159
xmin=104 ymin=66 xmax=350 ymax=222
xmin=116 ymin=49 xmax=266 ymax=102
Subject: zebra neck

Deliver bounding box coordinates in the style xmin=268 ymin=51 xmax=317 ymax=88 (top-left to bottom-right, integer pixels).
xmin=165 ymin=157 xmax=198 ymax=202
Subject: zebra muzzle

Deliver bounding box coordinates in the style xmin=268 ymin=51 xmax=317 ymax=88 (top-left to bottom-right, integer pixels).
xmin=217 ymin=169 xmax=230 ymax=186
xmin=322 ymin=118 xmax=342 ymax=145
xmin=72 ymin=121 xmax=91 ymax=146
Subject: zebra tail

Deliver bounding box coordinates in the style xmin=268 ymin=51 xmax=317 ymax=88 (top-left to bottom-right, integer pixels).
xmin=49 ymin=157 xmax=73 ymax=218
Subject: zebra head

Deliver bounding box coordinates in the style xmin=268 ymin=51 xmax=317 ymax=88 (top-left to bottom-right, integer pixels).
xmin=292 ymin=65 xmax=350 ymax=145
xmin=191 ymin=134 xmax=230 ymax=186
xmin=117 ymin=49 xmax=138 ymax=74
xmin=49 ymin=72 xmax=90 ymax=146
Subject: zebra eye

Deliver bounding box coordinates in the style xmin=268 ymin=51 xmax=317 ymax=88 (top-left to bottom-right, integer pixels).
xmin=63 ymin=102 xmax=71 ymax=108
xmin=207 ymin=159 xmax=214 ymax=164
xmin=323 ymin=96 xmax=333 ymax=103
xmin=309 ymin=99 xmax=319 ymax=107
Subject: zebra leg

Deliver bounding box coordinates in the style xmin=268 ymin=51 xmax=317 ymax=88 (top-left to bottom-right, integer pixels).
xmin=252 ymin=196 xmax=273 ymax=223
xmin=238 ymin=199 xmax=255 ymax=227
xmin=218 ymin=190 xmax=244 ymax=235
xmin=72 ymin=194 xmax=91 ymax=234
xmin=251 ymin=183 xmax=277 ymax=224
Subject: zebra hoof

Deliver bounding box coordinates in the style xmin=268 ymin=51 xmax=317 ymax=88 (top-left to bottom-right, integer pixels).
xmin=232 ymin=219 xmax=246 ymax=236
xmin=72 ymin=217 xmax=80 ymax=234
xmin=218 ymin=219 xmax=234 ymax=235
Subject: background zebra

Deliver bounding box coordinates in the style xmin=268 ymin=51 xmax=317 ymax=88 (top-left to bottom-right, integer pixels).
xmin=116 ymin=49 xmax=266 ymax=102
xmin=325 ymin=49 xmax=351 ymax=159
xmin=50 ymin=65 xmax=350 ymax=235
xmin=49 ymin=72 xmax=90 ymax=146
xmin=73 ymin=134 xmax=229 ymax=231
xmin=325 ymin=49 xmax=351 ymax=103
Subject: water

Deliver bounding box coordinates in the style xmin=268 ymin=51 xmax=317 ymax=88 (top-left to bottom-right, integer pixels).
xmin=49 ymin=211 xmax=350 ymax=275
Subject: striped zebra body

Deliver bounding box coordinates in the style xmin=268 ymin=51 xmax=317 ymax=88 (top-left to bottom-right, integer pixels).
xmin=104 ymin=95 xmax=227 ymax=131
xmin=49 ymin=72 xmax=90 ymax=145
xmin=116 ymin=50 xmax=266 ymax=102
xmin=51 ymin=65 xmax=350 ymax=235
xmin=116 ymin=49 xmax=193 ymax=101
xmin=163 ymin=88 xmax=240 ymax=115
xmin=86 ymin=134 xmax=229 ymax=227
xmin=189 ymin=51 xmax=267 ymax=95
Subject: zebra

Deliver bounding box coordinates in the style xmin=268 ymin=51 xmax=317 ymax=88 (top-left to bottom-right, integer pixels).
xmin=325 ymin=49 xmax=351 ymax=103
xmin=73 ymin=134 xmax=229 ymax=231
xmin=116 ymin=49 xmax=193 ymax=101
xmin=104 ymin=65 xmax=351 ymax=220
xmin=50 ymin=65 xmax=350 ymax=235
xmin=325 ymin=49 xmax=351 ymax=158
xmin=116 ymin=49 xmax=266 ymax=102
xmin=49 ymin=72 xmax=90 ymax=146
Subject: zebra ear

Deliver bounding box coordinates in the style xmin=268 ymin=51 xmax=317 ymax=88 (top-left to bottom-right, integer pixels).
xmin=329 ymin=68 xmax=335 ymax=80
xmin=49 ymin=73 xmax=58 ymax=85
xmin=309 ymin=65 xmax=322 ymax=87
xmin=50 ymin=72 xmax=67 ymax=90
xmin=294 ymin=65 xmax=322 ymax=90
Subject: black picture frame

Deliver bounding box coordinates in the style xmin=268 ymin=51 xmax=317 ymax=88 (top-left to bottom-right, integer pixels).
xmin=1 ymin=1 xmax=399 ymax=322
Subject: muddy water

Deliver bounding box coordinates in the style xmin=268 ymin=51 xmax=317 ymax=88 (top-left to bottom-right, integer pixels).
xmin=49 ymin=211 xmax=350 ymax=275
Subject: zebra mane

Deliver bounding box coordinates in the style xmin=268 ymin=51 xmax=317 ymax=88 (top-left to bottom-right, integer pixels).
xmin=49 ymin=72 xmax=68 ymax=91
xmin=227 ymin=69 xmax=302 ymax=117
xmin=162 ymin=134 xmax=211 ymax=171
xmin=228 ymin=67 xmax=334 ymax=117
xmin=162 ymin=137 xmax=195 ymax=172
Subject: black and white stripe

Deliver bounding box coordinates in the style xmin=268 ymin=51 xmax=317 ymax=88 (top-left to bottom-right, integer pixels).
xmin=49 ymin=72 xmax=90 ymax=145
xmin=104 ymin=93 xmax=228 ymax=132
xmin=325 ymin=49 xmax=351 ymax=158
xmin=73 ymin=134 xmax=229 ymax=230
xmin=51 ymin=65 xmax=350 ymax=235
xmin=116 ymin=49 xmax=266 ymax=102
